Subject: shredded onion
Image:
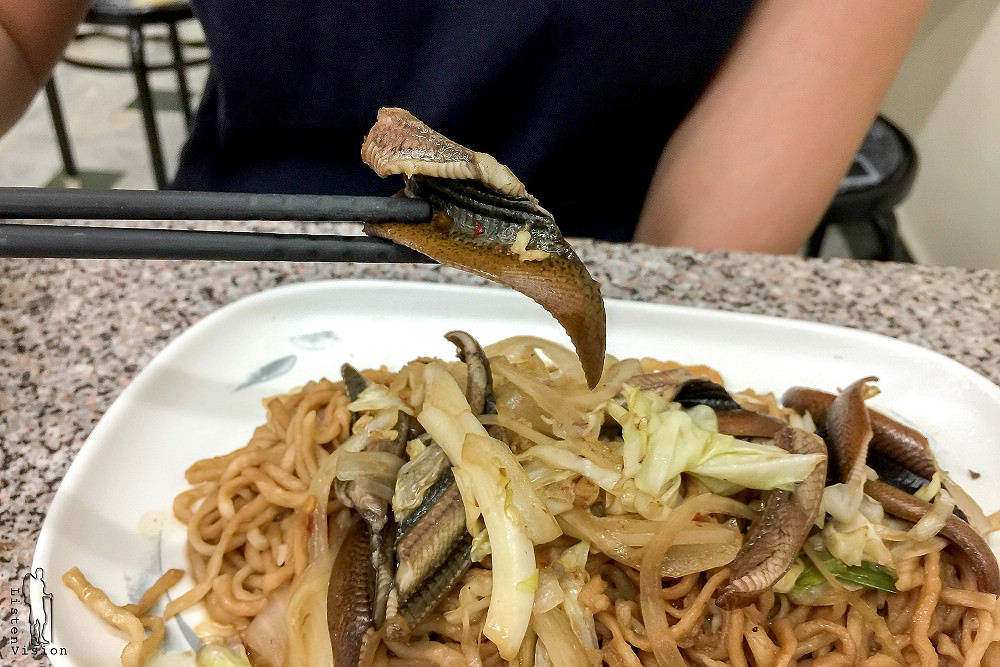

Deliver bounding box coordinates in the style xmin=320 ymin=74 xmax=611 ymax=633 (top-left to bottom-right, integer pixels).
xmin=638 ymin=493 xmax=747 ymax=667
xmin=909 ymin=490 xmax=957 ymax=543
xmin=532 ymin=608 xmax=593 ymax=666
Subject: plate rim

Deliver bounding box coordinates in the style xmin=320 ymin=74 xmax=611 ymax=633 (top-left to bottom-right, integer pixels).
xmin=30 ymin=278 xmax=1000 ymax=665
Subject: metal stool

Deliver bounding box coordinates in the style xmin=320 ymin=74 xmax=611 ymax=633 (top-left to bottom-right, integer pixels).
xmin=805 ymin=116 xmax=918 ymax=261
xmin=46 ymin=0 xmax=208 ymax=188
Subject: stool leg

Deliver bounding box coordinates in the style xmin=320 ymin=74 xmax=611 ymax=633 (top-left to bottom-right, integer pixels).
xmin=804 ymin=220 xmax=828 ymax=258
xmin=44 ymin=79 xmax=82 ymax=188
xmin=870 ymin=211 xmax=898 ymax=262
xmin=128 ymin=24 xmax=168 ymax=189
xmin=167 ymin=21 xmax=193 ymax=129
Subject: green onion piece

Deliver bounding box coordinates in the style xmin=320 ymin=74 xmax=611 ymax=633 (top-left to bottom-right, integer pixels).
xmin=794 ymin=552 xmax=897 ymax=594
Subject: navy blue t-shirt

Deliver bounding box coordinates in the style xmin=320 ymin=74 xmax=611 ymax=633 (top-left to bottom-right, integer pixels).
xmin=174 ymin=1 xmax=755 ymax=241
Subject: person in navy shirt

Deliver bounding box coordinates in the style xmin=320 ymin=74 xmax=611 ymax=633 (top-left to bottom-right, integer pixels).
xmin=0 ymin=1 xmax=930 ymax=252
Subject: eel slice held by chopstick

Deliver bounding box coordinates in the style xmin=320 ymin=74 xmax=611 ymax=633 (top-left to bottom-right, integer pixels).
xmin=360 ymin=107 xmax=606 ymax=388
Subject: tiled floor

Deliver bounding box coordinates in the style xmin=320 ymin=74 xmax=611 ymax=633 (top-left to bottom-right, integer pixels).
xmin=0 ymin=20 xmax=901 ymax=261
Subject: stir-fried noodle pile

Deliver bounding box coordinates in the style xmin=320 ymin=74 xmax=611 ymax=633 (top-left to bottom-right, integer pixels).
xmin=66 ymin=336 xmax=1000 ymax=666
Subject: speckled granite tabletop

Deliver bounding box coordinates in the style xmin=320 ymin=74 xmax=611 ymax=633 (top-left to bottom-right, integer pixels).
xmin=2 ymin=222 xmax=999 ymax=665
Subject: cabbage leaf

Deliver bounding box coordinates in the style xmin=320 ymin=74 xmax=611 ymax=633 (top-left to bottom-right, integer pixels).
xmin=606 ymin=387 xmax=824 ymax=519
xmin=417 ymin=361 xmax=561 ymax=660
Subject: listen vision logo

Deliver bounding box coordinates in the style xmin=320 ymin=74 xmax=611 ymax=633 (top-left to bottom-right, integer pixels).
xmin=6 ymin=568 xmax=69 ymax=659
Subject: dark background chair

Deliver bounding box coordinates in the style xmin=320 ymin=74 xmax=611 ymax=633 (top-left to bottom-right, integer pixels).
xmin=45 ymin=0 xmax=208 ymax=189
xmin=806 ymin=115 xmax=919 ymax=262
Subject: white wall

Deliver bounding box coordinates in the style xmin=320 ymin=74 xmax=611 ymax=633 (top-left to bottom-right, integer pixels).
xmin=881 ymin=0 xmax=1000 ymax=269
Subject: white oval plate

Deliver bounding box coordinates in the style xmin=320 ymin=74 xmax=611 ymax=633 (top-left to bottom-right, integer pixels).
xmin=31 ymin=280 xmax=1000 ymax=665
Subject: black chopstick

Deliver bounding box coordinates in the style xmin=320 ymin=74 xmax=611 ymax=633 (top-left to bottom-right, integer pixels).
xmin=0 ymin=223 xmax=433 ymax=263
xmin=0 ymin=187 xmax=432 ymax=223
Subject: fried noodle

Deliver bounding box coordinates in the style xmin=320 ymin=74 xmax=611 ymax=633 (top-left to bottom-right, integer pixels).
xmin=66 ymin=339 xmax=1000 ymax=666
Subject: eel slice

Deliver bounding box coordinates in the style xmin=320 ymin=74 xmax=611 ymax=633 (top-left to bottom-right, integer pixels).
xmin=715 ymin=426 xmax=828 ymax=609
xmin=360 ymin=107 xmax=606 ymax=388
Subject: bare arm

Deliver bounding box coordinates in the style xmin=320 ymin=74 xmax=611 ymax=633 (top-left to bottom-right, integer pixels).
xmin=0 ymin=0 xmax=90 ymax=136
xmin=633 ymin=0 xmax=931 ymax=254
